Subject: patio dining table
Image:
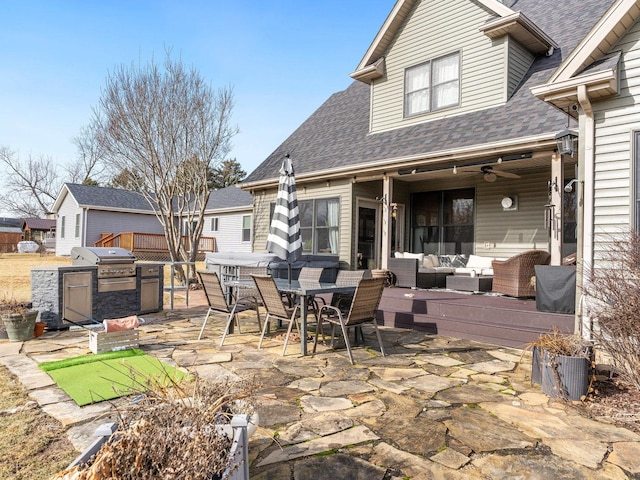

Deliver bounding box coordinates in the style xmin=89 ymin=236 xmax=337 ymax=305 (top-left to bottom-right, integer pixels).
xmin=226 ymin=277 xmax=357 ymax=356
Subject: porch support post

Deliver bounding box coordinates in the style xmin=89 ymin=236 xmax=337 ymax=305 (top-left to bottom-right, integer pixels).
xmin=381 ymin=175 xmax=393 ymax=270
xmin=550 ymin=151 xmax=564 ymax=265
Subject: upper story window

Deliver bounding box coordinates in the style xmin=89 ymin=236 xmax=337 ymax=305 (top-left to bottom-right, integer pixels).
xmin=404 ymin=52 xmax=460 ymax=117
xmin=74 ymin=214 xmax=80 ymax=238
xmin=210 ymin=217 xmax=219 ymax=232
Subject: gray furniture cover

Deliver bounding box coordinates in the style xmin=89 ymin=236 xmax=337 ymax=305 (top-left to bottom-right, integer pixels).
xmin=534 ymin=265 xmax=576 ymax=314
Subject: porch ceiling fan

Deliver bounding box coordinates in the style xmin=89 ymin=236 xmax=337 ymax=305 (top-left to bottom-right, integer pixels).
xmin=456 ymin=165 xmax=521 ymax=182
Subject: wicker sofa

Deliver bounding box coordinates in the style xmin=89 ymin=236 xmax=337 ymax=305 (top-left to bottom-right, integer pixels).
xmin=388 ymin=255 xmax=454 ymax=288
xmin=491 ymin=250 xmax=551 ymax=297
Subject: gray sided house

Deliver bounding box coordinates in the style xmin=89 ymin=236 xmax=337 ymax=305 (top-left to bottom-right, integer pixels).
xmin=243 ymin=0 xmax=613 ymax=273
xmin=200 ymin=186 xmax=254 ymax=253
xmin=52 ymin=183 xmax=253 ymax=257
xmin=52 ymin=183 xmax=163 ymax=256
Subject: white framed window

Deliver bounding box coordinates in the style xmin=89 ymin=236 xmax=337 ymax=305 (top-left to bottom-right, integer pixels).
xmin=210 ymin=217 xmax=219 ymax=232
xmin=74 ymin=214 xmax=80 ymax=238
xmin=242 ymin=215 xmax=251 ymax=242
xmin=404 ymin=52 xmax=460 ymax=117
xmin=60 ymin=216 xmax=65 ymax=239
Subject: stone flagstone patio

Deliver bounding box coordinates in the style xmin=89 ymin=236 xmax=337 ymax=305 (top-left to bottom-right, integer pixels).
xmin=1 ymin=300 xmax=639 ymax=479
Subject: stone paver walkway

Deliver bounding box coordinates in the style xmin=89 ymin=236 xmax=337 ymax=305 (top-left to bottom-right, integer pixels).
xmin=1 ymin=300 xmax=640 ymax=479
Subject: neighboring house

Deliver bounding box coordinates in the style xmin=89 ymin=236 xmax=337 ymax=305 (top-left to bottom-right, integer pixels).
xmin=22 ymin=218 xmax=56 ymax=245
xmin=0 ymin=217 xmax=23 ymax=253
xmin=242 ymin=0 xmax=612 ymax=276
xmin=200 ymin=186 xmax=254 ymax=253
xmin=51 ymin=183 xmax=251 ymax=257
xmin=52 ymin=183 xmax=165 ymax=256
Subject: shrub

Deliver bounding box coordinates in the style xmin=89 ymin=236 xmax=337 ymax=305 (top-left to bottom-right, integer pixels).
xmin=584 ymin=231 xmax=640 ymax=391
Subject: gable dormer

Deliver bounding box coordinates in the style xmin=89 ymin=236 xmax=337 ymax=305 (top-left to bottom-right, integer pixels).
xmin=351 ymin=0 xmax=556 ymax=134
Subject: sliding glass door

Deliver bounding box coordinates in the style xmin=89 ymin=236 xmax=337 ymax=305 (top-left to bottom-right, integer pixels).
xmin=410 ymin=188 xmax=474 ymax=255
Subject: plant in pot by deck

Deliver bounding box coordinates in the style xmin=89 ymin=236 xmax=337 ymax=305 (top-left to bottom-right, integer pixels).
xmin=0 ymin=296 xmax=38 ymax=342
xmin=582 ymin=231 xmax=640 ymax=392
xmin=530 ymin=327 xmax=594 ymax=401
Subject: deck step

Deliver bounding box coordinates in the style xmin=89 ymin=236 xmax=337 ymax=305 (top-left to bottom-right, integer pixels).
xmin=377 ymin=289 xmax=573 ymax=349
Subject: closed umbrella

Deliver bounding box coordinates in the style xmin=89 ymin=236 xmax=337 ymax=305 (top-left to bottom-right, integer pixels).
xmin=266 ymin=154 xmax=302 ymax=283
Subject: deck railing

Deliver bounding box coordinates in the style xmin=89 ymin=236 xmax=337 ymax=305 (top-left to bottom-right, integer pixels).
xmin=95 ymin=232 xmax=215 ymax=253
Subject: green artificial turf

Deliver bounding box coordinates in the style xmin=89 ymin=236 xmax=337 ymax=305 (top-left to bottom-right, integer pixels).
xmin=39 ymin=349 xmax=186 ymax=406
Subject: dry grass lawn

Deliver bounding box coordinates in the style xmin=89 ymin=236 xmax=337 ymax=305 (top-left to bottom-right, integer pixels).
xmin=0 ymin=253 xmax=71 ymax=303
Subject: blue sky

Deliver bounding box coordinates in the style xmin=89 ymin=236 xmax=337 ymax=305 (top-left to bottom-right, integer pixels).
xmin=1 ymin=1 xmax=392 ymax=178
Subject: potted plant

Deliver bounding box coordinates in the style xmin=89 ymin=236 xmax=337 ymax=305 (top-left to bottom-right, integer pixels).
xmin=53 ymin=375 xmax=258 ymax=479
xmin=0 ymin=297 xmax=38 ymax=342
xmin=529 ymin=327 xmax=594 ymax=401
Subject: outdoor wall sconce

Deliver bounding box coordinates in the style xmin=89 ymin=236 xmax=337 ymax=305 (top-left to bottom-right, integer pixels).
xmin=555 ymin=129 xmax=578 ymax=156
xmin=501 ymin=195 xmax=518 ymax=211
xmin=391 ymin=203 xmax=398 ymax=218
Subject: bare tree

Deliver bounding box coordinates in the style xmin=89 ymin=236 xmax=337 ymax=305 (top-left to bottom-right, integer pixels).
xmin=88 ymin=53 xmax=237 ymax=282
xmin=67 ymin=125 xmax=108 ymax=184
xmin=0 ymin=146 xmax=62 ymax=217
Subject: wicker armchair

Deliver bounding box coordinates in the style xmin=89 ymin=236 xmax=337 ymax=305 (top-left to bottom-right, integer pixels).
xmin=491 ymin=250 xmax=551 ymax=297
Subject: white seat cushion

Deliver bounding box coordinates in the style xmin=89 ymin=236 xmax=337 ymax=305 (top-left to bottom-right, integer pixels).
xmin=466 ymin=255 xmax=494 ymax=269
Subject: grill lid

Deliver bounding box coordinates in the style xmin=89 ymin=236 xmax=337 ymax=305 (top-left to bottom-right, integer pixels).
xmin=71 ymin=247 xmax=136 ymax=265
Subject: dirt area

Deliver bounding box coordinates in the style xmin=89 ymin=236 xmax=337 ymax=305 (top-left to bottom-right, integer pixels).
xmin=0 ymin=365 xmax=77 ymax=479
xmin=583 ymin=377 xmax=640 ymax=435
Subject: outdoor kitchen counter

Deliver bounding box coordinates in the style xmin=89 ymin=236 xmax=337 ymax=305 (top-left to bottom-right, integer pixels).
xmin=31 ymin=263 xmax=163 ymax=329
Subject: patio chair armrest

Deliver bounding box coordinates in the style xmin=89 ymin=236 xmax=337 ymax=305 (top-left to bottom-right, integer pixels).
xmin=320 ymin=304 xmax=342 ymax=318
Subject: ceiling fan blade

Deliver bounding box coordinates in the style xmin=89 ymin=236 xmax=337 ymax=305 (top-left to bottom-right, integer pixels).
xmin=493 ymin=171 xmax=521 ymax=178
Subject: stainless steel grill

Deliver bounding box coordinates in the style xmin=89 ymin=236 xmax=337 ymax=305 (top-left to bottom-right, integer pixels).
xmin=71 ymin=247 xmax=137 ymax=292
xmin=71 ymin=247 xmax=137 ymax=266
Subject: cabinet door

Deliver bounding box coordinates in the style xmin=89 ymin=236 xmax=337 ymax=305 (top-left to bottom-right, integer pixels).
xmin=140 ymin=278 xmax=160 ymax=312
xmin=63 ymin=272 xmax=93 ymax=322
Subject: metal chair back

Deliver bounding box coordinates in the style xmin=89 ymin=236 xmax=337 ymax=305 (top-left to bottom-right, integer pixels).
xmin=198 ymin=271 xmax=230 ymax=313
xmin=251 ymin=274 xmax=291 ymax=321
xmin=345 ymin=277 xmax=385 ymax=326
xmin=298 ymin=267 xmax=324 ymax=282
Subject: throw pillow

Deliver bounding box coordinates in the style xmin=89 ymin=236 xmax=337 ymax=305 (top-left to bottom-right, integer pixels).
xmin=422 ymin=256 xmax=434 ymax=268
xmin=451 ymin=254 xmax=467 ymax=268
xmin=394 ymin=252 xmax=404 ymax=258
xmin=438 ymin=255 xmax=452 ymax=267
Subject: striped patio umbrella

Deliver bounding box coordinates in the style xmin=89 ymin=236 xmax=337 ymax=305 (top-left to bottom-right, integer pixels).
xmin=266 ymin=154 xmax=302 ymax=283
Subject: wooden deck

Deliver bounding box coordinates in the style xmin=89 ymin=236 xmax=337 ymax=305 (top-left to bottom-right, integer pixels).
xmin=377 ymin=287 xmax=574 ymax=349
xmin=95 ymin=232 xmax=215 ymax=261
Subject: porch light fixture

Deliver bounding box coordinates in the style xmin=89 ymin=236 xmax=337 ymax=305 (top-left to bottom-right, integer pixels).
xmin=555 ymin=129 xmax=578 ymax=157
